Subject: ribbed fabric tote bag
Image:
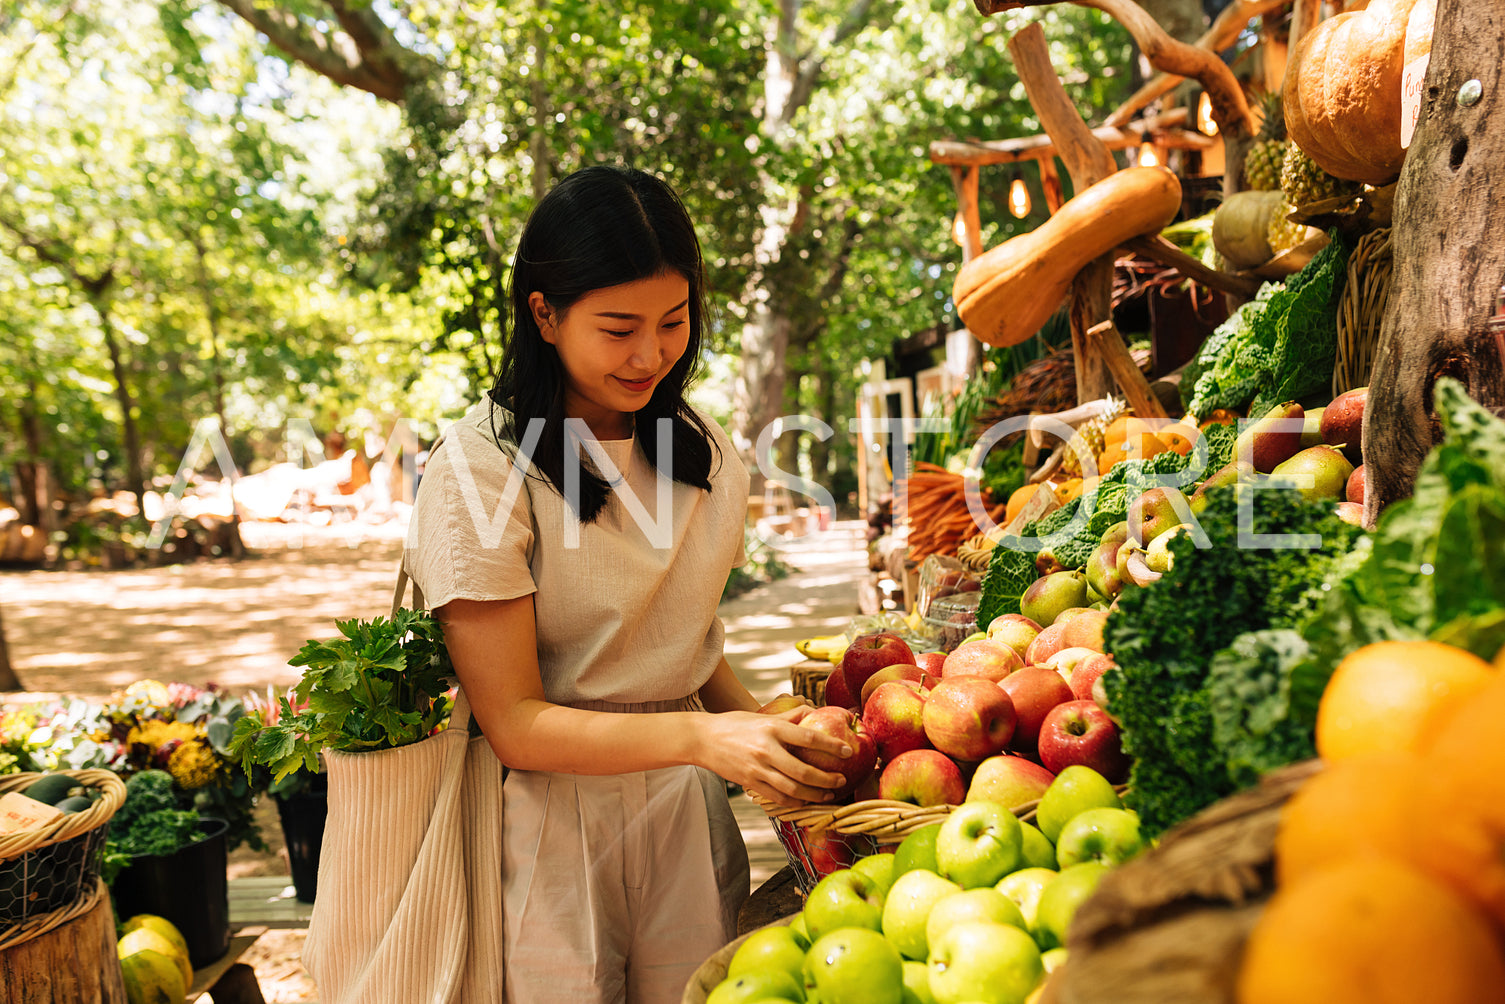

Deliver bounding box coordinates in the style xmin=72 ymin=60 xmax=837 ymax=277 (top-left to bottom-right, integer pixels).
xmin=303 ymin=568 xmax=506 ymax=1004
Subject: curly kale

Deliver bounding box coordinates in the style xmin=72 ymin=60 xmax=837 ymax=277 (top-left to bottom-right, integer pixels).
xmin=106 ymin=769 xmax=202 ymax=864
xmin=1101 ymin=485 xmax=1361 ymax=837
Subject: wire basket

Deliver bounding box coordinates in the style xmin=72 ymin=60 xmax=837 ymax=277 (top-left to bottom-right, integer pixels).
xmin=0 ymin=769 xmax=126 ymax=937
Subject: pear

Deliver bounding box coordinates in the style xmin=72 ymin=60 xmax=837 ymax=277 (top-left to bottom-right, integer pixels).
xmin=1299 ymin=407 xmax=1326 ymax=449
xmin=1144 ymin=525 xmax=1192 ymax=573
xmin=1270 ymin=445 xmax=1355 ymax=501
xmin=1233 ymin=401 xmax=1305 ymax=473
xmin=1020 ymin=570 xmax=1089 ymax=628
xmin=1128 ymin=487 xmax=1191 ymax=546
xmin=1098 ymin=520 xmax=1129 ymax=550
xmin=1086 ymin=538 xmax=1126 ymax=600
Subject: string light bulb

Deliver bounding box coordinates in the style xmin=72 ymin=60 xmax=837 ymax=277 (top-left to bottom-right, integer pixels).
xmin=1137 ymin=142 xmax=1160 ymax=168
xmin=1197 ymin=92 xmax=1218 ymax=136
xmin=1008 ymin=177 xmax=1032 ymax=218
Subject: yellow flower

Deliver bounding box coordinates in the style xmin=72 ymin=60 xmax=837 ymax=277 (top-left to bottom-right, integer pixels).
xmin=168 ymin=739 xmax=224 ymax=790
xmin=127 ymin=720 xmax=198 ymax=749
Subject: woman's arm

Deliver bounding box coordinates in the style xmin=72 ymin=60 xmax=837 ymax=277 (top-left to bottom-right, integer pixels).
xmin=697 ymin=656 xmax=762 ymax=714
xmin=439 ymin=596 xmax=849 ymax=806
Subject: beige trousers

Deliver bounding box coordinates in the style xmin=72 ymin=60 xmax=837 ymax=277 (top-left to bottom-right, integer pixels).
xmin=500 ymin=758 xmax=750 ymax=1004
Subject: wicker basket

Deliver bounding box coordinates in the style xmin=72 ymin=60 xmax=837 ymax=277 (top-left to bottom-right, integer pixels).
xmin=0 ymin=769 xmax=126 ymax=938
xmin=1333 ymin=226 xmax=1393 ymax=396
xmin=789 ymin=661 xmax=834 ymax=706
xmin=681 ymin=913 xmax=802 ymax=1004
xmin=748 ymin=787 xmax=1067 ymax=894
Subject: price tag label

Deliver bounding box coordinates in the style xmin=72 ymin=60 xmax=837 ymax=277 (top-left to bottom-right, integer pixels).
xmin=0 ymin=792 xmax=62 ymax=833
xmin=1401 ymin=55 xmax=1430 ymax=149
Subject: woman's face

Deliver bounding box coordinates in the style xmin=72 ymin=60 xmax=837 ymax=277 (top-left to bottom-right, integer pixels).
xmin=530 ymin=271 xmax=691 ymax=440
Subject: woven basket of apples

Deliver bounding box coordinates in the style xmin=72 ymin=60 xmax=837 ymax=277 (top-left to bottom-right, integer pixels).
xmin=750 ymin=625 xmax=1129 ymax=896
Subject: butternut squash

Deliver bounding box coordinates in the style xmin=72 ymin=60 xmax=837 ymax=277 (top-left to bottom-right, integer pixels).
xmin=954 ymin=166 xmax=1183 ymax=348
xmin=1283 ymin=0 xmax=1435 ymax=185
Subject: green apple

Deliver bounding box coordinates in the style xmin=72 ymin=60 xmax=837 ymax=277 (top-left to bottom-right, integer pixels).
xmin=892 ymin=823 xmax=943 ymax=878
xmin=935 ymin=801 xmax=1023 ymax=889
xmin=1018 ymin=821 xmax=1057 ymax=870
xmin=851 ymin=851 xmax=897 ymax=900
xmin=1041 ymin=947 xmax=1069 ymax=973
xmin=1034 ymin=861 xmax=1110 ymax=950
xmin=787 ymin=913 xmax=811 ymax=950
xmin=1054 ymin=807 xmax=1144 ymax=868
xmin=881 ymin=868 xmax=962 ymax=961
xmin=995 ymin=867 xmax=1057 ymax=933
xmin=1034 ymin=765 xmax=1122 ymax=843
xmin=803 ymin=868 xmax=885 ymax=943
xmin=927 ymin=921 xmax=1043 ymax=1004
xmin=803 ymin=928 xmax=905 ymax=1004
xmin=706 ymin=968 xmax=804 ymax=1004
xmin=926 ymin=888 xmax=1027 ymax=953
xmin=902 ymin=959 xmax=937 ymax=1004
xmin=728 ymin=924 xmax=808 ymax=984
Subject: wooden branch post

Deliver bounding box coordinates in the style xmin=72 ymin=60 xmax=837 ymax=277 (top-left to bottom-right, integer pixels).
xmin=1364 ymin=0 xmax=1505 ymax=519
xmin=1007 ymin=22 xmax=1119 ymax=405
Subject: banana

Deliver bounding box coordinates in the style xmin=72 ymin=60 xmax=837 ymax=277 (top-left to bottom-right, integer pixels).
xmin=795 ymin=635 xmax=848 ymax=663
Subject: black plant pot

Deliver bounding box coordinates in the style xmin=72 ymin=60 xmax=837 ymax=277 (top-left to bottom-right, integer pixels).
xmin=111 ymin=817 xmax=231 ymax=968
xmin=274 ymin=773 xmax=328 ymax=903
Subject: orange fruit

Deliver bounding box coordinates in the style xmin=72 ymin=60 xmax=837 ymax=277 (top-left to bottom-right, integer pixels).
xmin=1237 ymin=856 xmax=1505 ymax=1004
xmin=1102 ymin=416 xmax=1156 ymax=453
xmin=1155 ymin=423 xmax=1199 ymax=457
xmin=1006 ymin=483 xmax=1048 ymax=526
xmin=1097 ymin=433 xmax=1170 ymax=474
xmin=1314 ymin=641 xmax=1495 ymax=761
xmin=1052 ymin=478 xmax=1084 ymax=505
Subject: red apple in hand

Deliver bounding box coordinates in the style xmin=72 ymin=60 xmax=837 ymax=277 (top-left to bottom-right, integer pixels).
xmin=792 ymin=705 xmax=878 ymax=801
xmin=862 ymin=681 xmax=932 ymax=763
xmin=999 ymin=665 xmax=1074 ymax=753
xmin=878 ymin=749 xmax=966 ymax=806
xmin=839 ymin=631 xmax=917 ymax=698
xmin=1068 ymin=652 xmax=1116 ymax=702
xmin=923 ymin=678 xmax=1017 ymax=761
xmin=758 ymin=693 xmax=811 ymax=715
xmin=1037 ymin=700 xmax=1129 ymax=782
xmin=942 ymin=639 xmax=1023 ymax=683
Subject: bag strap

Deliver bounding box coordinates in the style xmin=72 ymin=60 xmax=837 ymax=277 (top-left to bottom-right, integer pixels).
xmin=390 ymin=565 xmax=471 ymax=732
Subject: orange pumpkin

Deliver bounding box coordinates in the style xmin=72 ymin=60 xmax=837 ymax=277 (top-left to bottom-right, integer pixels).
xmin=1283 ymin=0 xmax=1436 ymax=185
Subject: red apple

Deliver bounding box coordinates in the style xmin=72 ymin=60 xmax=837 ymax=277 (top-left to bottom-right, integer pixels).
xmin=792 ymin=705 xmax=878 ymax=801
xmin=838 ymin=631 xmax=917 ymax=700
xmin=922 ymin=677 xmax=1017 ymax=761
xmin=799 ymin=825 xmax=862 ymax=877
xmin=851 ymin=772 xmax=882 ymax=803
xmin=862 ymin=681 xmax=932 ymax=763
xmin=1044 ymin=647 xmax=1101 ymax=685
xmin=1037 ymin=700 xmax=1129 ymax=782
xmin=964 ymin=753 xmax=1055 ymax=810
xmin=877 ymin=749 xmax=967 ymax=806
xmin=1058 ymin=609 xmax=1109 ymax=653
xmin=915 ymin=651 xmax=948 ymax=676
xmin=1068 ymin=652 xmax=1116 ymax=703
xmin=822 ymin=665 xmax=858 ymax=710
xmin=758 ymin=693 xmax=811 ymax=715
xmin=999 ymin=665 xmax=1075 ymax=752
xmin=859 ymin=663 xmax=928 ymax=708
xmin=986 ymin=613 xmax=1042 ymax=660
xmin=1024 ymin=622 xmax=1070 ymax=666
xmin=942 ymin=639 xmax=1023 ymax=683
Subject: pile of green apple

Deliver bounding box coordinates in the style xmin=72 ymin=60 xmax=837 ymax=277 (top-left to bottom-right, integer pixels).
xmin=705 ymin=765 xmax=1142 ymax=1004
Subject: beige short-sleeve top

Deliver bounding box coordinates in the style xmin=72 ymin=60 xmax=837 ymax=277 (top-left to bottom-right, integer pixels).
xmin=403 ymin=400 xmax=750 ymax=705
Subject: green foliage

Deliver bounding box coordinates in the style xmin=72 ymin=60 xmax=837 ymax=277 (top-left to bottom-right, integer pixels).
xmin=1184 ymin=231 xmax=1352 ymax=418
xmin=1101 ymin=485 xmax=1361 ymax=838
xmin=228 ymin=608 xmax=456 ymax=785
xmin=100 ymin=769 xmax=205 ymax=882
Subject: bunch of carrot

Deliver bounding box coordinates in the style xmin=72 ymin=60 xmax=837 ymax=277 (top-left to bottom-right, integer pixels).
xmin=900 ymin=462 xmax=1007 ymax=563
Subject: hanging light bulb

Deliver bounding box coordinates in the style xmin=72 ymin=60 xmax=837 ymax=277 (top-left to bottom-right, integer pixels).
xmin=1197 ymin=92 xmax=1218 ymax=136
xmin=1008 ymin=177 xmax=1032 ymax=218
xmin=1137 ymin=142 xmax=1160 ymax=168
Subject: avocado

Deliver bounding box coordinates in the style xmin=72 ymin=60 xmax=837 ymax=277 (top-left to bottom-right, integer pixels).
xmin=22 ymin=773 xmax=77 ymax=806
xmin=54 ymin=795 xmax=94 ymax=814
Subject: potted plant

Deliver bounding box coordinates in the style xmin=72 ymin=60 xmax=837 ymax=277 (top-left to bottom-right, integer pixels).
xmin=227 ymin=608 xmax=456 ymax=897
xmin=240 ymin=684 xmax=327 ymax=902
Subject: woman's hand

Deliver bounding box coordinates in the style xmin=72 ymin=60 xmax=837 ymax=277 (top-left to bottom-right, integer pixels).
xmin=694 ymin=706 xmax=852 ymax=808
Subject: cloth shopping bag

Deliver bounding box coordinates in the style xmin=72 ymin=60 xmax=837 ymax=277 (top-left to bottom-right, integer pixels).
xmin=303 ymin=568 xmax=506 ymax=1004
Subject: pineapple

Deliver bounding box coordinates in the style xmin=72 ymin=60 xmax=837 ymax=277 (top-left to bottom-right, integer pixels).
xmin=1245 ymin=92 xmax=1287 ymax=192
xmin=1279 ymin=142 xmax=1361 ymax=207
xmin=1059 ymin=397 xmax=1126 ymax=477
xmin=1267 ymin=200 xmax=1308 ymax=257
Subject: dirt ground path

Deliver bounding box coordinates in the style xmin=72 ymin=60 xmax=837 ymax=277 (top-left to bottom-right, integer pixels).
xmin=1 ymin=519 xmax=874 ymax=1002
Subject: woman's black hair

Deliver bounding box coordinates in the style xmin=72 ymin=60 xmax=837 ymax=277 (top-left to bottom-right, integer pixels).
xmin=489 ymin=165 xmax=720 ymax=523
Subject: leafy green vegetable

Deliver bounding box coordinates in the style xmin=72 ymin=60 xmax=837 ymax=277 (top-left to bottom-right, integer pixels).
xmin=1206 ymin=629 xmax=1319 ymax=790
xmin=977 ymin=544 xmax=1038 ymax=632
xmin=1101 ymin=484 xmax=1361 ymax=837
xmin=100 ymin=769 xmax=203 ymax=882
xmin=1185 ymin=232 xmax=1352 ymax=417
xmin=228 ymin=608 xmax=456 ymax=784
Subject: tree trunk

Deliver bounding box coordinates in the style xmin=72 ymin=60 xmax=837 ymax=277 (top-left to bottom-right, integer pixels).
xmin=733 ymin=297 xmax=793 ymax=491
xmin=0 ymin=882 xmax=128 ymax=1003
xmin=1363 ymin=0 xmax=1505 ymax=521
xmin=93 ymin=296 xmax=146 ymax=517
xmin=0 ymin=603 xmax=20 ymax=691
